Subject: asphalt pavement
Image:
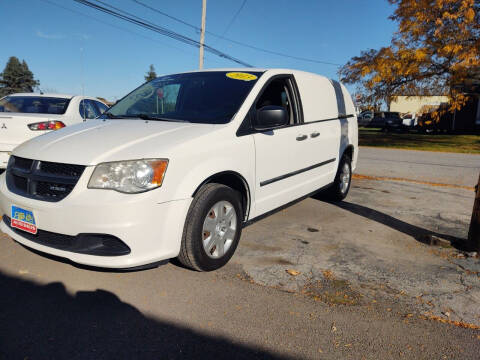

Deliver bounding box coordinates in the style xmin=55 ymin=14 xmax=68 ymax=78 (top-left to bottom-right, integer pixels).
xmin=356 ymin=147 xmax=480 ymax=187
xmin=1 ymin=147 xmax=480 ymax=359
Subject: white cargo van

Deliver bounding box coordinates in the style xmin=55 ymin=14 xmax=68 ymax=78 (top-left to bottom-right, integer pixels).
xmin=0 ymin=69 xmax=358 ymax=271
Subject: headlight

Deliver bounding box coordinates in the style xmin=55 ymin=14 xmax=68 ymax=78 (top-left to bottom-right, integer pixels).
xmin=88 ymin=159 xmax=168 ymax=193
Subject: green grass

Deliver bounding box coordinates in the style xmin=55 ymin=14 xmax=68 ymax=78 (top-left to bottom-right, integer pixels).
xmin=359 ymin=128 xmax=480 ymax=154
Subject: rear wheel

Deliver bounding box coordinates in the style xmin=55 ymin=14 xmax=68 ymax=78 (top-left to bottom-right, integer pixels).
xmin=178 ymin=183 xmax=243 ymax=271
xmin=325 ymin=154 xmax=352 ymax=201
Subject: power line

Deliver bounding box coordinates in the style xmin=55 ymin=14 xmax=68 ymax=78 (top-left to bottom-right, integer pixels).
xmin=39 ymin=0 xmax=195 ymax=56
xmin=131 ymin=0 xmax=340 ymax=66
xmin=219 ymin=0 xmax=247 ymax=40
xmin=72 ymin=0 xmax=253 ymax=67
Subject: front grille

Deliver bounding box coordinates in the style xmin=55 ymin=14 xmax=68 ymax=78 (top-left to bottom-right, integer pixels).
xmin=6 ymin=156 xmax=86 ymax=202
xmin=39 ymin=161 xmax=85 ymax=177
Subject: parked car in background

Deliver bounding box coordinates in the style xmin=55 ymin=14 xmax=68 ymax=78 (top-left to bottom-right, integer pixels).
xmin=0 ymin=69 xmax=358 ymax=271
xmin=402 ymin=113 xmax=417 ymax=128
xmin=357 ymin=110 xmax=374 ymax=127
xmin=358 ymin=111 xmax=402 ymax=130
xmin=0 ymin=93 xmax=108 ymax=169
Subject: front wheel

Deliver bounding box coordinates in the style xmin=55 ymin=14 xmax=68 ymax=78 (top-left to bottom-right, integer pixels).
xmin=178 ymin=183 xmax=243 ymax=271
xmin=325 ymin=155 xmax=352 ymax=201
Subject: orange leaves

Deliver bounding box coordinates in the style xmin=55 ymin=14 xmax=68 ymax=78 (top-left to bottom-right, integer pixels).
xmin=420 ymin=314 xmax=480 ymax=330
xmin=340 ymin=0 xmax=479 ymax=112
xmin=286 ymin=269 xmax=301 ymax=276
xmin=414 ymin=48 xmax=428 ymax=61
xmin=465 ymin=7 xmax=475 ymax=21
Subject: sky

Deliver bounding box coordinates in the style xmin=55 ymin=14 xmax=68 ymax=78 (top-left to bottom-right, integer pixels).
xmin=0 ymin=0 xmax=397 ymax=101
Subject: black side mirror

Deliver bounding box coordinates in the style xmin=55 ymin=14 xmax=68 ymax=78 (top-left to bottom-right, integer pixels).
xmin=254 ymin=106 xmax=288 ymax=131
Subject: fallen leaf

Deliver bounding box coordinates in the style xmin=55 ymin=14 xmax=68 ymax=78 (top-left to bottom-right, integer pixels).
xmin=331 ymin=323 xmax=337 ymax=333
xmin=405 ymin=313 xmax=414 ymax=318
xmin=322 ymin=270 xmax=335 ymax=280
xmin=18 ymin=269 xmax=29 ymax=275
xmin=286 ymin=269 xmax=301 ymax=276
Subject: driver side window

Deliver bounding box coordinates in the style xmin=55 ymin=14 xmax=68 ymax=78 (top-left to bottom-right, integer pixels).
xmin=256 ymin=78 xmax=296 ymax=125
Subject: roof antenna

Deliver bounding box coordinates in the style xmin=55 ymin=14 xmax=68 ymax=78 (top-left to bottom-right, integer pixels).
xmin=80 ymin=46 xmax=86 ymax=122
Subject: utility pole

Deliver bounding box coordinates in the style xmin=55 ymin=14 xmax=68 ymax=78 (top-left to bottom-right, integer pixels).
xmin=199 ymin=0 xmax=207 ymax=69
xmin=468 ymin=172 xmax=480 ymax=251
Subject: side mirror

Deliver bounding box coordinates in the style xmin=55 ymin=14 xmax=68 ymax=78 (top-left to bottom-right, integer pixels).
xmin=254 ymin=106 xmax=288 ymax=131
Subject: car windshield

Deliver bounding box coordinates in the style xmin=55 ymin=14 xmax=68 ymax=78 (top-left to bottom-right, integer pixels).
xmin=385 ymin=112 xmax=400 ymax=118
xmin=0 ymin=96 xmax=71 ymax=114
xmin=105 ymin=71 xmax=263 ymax=124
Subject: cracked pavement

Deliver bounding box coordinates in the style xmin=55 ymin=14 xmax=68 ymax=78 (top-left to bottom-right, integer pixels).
xmin=228 ymin=148 xmax=480 ymax=327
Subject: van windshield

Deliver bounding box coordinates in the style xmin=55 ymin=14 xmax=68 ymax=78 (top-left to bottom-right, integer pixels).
xmin=0 ymin=96 xmax=71 ymax=114
xmin=105 ymin=71 xmax=263 ymax=124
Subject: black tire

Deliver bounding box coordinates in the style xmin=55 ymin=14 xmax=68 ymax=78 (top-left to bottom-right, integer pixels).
xmin=325 ymin=154 xmax=352 ymax=202
xmin=178 ymin=183 xmax=243 ymax=271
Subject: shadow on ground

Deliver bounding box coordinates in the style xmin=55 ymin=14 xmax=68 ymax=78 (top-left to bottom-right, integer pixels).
xmin=312 ymin=193 xmax=471 ymax=251
xmin=0 ymin=271 xmax=289 ymax=360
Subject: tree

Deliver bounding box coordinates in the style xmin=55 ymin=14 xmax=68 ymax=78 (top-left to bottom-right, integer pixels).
xmin=340 ymin=0 xmax=480 ymax=113
xmin=144 ymin=64 xmax=157 ymax=82
xmin=0 ymin=57 xmax=40 ymax=97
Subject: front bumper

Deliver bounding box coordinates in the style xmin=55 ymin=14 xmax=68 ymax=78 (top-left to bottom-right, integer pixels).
xmin=0 ymin=170 xmax=192 ymax=268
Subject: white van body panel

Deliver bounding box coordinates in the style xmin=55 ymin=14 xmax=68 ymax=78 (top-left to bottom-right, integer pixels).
xmin=0 ymin=69 xmax=358 ymax=268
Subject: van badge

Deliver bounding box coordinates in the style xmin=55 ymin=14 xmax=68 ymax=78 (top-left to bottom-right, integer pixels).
xmin=1 ymin=123 xmax=6 ymax=129
xmin=49 ymin=185 xmax=66 ymax=192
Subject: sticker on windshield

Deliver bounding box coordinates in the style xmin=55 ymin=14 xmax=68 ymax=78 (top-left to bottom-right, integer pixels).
xmin=226 ymin=72 xmax=258 ymax=81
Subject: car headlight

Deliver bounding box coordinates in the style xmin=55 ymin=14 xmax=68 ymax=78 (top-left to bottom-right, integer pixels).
xmin=88 ymin=159 xmax=168 ymax=193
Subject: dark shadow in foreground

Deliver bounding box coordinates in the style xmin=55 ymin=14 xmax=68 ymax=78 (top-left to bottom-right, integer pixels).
xmin=0 ymin=271 xmax=290 ymax=360
xmin=312 ymin=193 xmax=472 ymax=251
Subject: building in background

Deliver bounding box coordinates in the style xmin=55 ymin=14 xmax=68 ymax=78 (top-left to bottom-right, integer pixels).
xmin=390 ymin=96 xmax=449 ymax=115
xmin=390 ymin=94 xmax=480 ymax=132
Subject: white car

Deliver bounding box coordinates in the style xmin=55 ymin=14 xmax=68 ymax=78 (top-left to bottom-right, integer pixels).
xmin=402 ymin=113 xmax=417 ymax=127
xmin=0 ymin=69 xmax=358 ymax=271
xmin=0 ymin=93 xmax=109 ymax=169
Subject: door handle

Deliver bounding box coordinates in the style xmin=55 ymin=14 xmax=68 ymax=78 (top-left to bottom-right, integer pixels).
xmin=310 ymin=132 xmax=320 ymax=138
xmin=296 ymin=135 xmax=308 ymax=141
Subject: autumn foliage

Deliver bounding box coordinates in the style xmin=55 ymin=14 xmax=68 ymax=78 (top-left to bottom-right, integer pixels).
xmin=340 ymin=0 xmax=480 ymax=111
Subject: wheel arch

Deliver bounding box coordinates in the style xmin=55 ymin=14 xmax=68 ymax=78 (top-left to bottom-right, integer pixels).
xmin=192 ymin=171 xmax=251 ymax=222
xmin=341 ymin=144 xmax=354 ymax=162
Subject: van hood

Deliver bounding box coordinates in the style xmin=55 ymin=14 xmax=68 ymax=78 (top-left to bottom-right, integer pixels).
xmin=13 ymin=119 xmax=216 ymax=165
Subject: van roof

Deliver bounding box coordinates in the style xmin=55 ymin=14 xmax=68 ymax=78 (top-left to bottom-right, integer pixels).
xmin=170 ymin=68 xmax=333 ymax=82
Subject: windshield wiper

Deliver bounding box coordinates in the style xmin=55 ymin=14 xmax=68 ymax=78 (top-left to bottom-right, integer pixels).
xmin=103 ymin=112 xmax=125 ymax=119
xmin=133 ymin=114 xmax=189 ymax=122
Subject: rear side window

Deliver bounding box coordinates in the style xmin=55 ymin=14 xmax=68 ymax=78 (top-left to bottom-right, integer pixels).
xmin=0 ymin=96 xmax=71 ymax=114
xmin=94 ymin=101 xmax=109 ymax=114
xmin=79 ymin=100 xmax=100 ymax=119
